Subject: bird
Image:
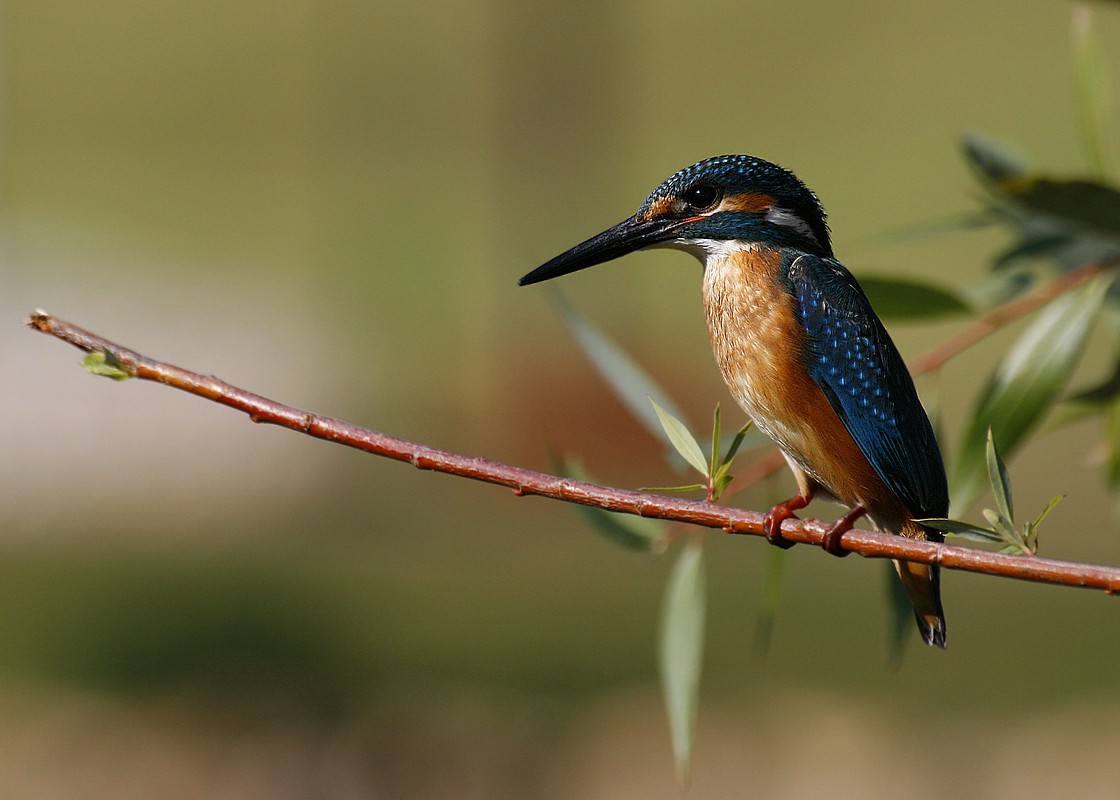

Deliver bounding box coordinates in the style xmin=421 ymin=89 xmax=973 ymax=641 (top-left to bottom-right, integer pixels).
xmin=519 ymin=154 xmax=949 ymax=648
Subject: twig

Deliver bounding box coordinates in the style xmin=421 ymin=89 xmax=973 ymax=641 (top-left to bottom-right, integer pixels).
xmin=26 ymin=311 xmax=1120 ymax=594
xmin=909 ymin=260 xmax=1115 ymax=377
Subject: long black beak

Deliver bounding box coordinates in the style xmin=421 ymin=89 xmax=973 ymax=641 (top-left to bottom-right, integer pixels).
xmin=518 ymin=214 xmax=681 ymax=286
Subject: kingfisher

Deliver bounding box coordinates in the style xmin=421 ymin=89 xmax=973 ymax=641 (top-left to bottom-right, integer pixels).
xmin=519 ymin=154 xmax=949 ymax=648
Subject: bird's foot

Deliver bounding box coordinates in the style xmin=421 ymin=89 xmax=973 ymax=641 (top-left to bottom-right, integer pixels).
xmin=821 ymin=505 xmax=867 ymax=557
xmin=763 ymin=493 xmax=812 ymax=549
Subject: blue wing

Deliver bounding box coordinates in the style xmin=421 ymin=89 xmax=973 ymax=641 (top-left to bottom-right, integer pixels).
xmin=785 ymin=254 xmax=949 ymax=518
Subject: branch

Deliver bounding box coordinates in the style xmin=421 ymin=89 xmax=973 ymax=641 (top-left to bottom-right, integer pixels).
xmin=26 ymin=311 xmax=1120 ymax=595
xmin=909 ymin=259 xmax=1115 ymax=377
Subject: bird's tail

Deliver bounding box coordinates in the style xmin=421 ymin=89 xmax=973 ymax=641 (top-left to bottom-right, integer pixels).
xmin=893 ymin=519 xmax=946 ymax=648
xmin=893 ymin=558 xmax=946 ymax=649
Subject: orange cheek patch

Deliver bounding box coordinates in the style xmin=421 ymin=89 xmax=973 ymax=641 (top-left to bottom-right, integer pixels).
xmin=721 ymin=192 xmax=776 ymax=213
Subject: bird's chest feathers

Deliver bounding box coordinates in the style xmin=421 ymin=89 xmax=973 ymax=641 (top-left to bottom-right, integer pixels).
xmin=701 ymin=246 xmax=817 ymax=452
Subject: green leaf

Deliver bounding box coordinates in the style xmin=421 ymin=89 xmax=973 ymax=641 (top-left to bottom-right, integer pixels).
xmin=753 ymin=546 xmax=786 ymax=658
xmin=1106 ymin=398 xmax=1120 ymax=516
xmin=858 ymin=276 xmax=970 ymax=320
xmin=1031 ymin=494 xmax=1064 ymax=529
xmin=650 ymin=397 xmax=709 ymax=477
xmin=991 ymin=233 xmax=1077 ymax=270
xmin=82 ymin=350 xmax=132 ymax=381
xmin=558 ymin=457 xmax=666 ymax=551
xmin=1068 ymin=364 xmax=1120 ymax=406
xmin=985 ymin=429 xmax=1014 ymax=524
xmin=1005 ymin=178 xmax=1120 ymax=245
xmin=918 ymin=518 xmax=1003 ymax=544
xmin=1024 ymin=495 xmax=1063 ymax=552
xmin=885 ymin=560 xmax=913 ymax=667
xmin=1071 ymin=3 xmax=1117 ymax=180
xmin=553 ymin=292 xmax=691 ymax=459
xmin=709 ymin=405 xmax=722 ymax=478
xmin=710 ymin=472 xmax=734 ymax=499
xmin=980 ymin=508 xmax=1011 ymax=537
xmin=962 ymin=132 xmax=1030 ymax=185
xmin=573 ymin=503 xmax=667 ymax=551
xmin=659 ymin=542 xmax=706 ymax=783
xmin=981 ymin=508 xmax=1024 ymax=551
xmin=952 ymin=276 xmax=1111 ymax=509
xmin=640 ymin=484 xmax=707 ymax=495
xmin=721 ymin=421 xmax=753 ymax=465
xmin=707 ymin=415 xmax=753 ymax=503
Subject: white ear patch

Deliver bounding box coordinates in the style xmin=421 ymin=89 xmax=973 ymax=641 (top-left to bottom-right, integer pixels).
xmin=764 ymin=205 xmax=821 ymax=248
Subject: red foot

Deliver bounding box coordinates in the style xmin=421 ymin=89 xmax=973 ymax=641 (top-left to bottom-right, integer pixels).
xmin=821 ymin=505 xmax=867 ymax=557
xmin=763 ymin=492 xmax=813 ymax=549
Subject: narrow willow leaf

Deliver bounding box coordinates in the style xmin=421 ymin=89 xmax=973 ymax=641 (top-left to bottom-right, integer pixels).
xmin=1067 ymin=357 xmax=1120 ymax=404
xmin=722 ymin=422 xmax=753 ymax=464
xmin=576 ymin=506 xmax=666 ymax=551
xmin=711 ymin=472 xmax=734 ymax=499
xmin=640 ymin=484 xmax=707 ymax=494
xmin=961 ymin=133 xmax=1029 ymax=185
xmin=885 ymin=560 xmax=913 ymax=667
xmin=992 ymin=233 xmax=1076 ymax=270
xmin=963 ymin=266 xmax=1036 ymax=308
xmin=1001 ymin=530 xmax=1034 ymax=555
xmin=1006 ymin=178 xmax=1120 ymax=245
xmin=985 ymin=429 xmax=1014 ymax=523
xmin=918 ymin=518 xmax=1003 ymax=543
xmin=707 ymin=418 xmax=750 ymax=502
xmin=559 ymin=458 xmax=665 ymax=551
xmin=753 ymin=546 xmax=786 ymax=658
xmin=709 ymin=405 xmax=722 ymax=478
xmin=1023 ymin=495 xmax=1063 ymax=553
xmin=650 ymin=397 xmax=709 ymax=477
xmin=952 ymin=276 xmax=1111 ymax=509
xmin=553 ymin=292 xmax=689 ymax=456
xmin=981 ymin=508 xmax=1013 ymax=537
xmin=949 ymin=529 xmax=1008 ymax=545
xmin=659 ymin=542 xmax=706 ymax=783
xmin=1031 ymin=495 xmax=1064 ymax=529
xmin=858 ymin=276 xmax=970 ymax=320
xmin=1072 ymin=3 xmax=1117 ymax=180
xmin=981 ymin=509 xmax=1024 ymax=550
xmin=1107 ymin=400 xmax=1120 ymax=513
xmin=82 ymin=350 xmax=132 ymax=380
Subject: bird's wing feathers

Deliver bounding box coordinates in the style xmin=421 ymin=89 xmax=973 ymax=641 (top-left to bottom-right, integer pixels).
xmin=786 ymin=255 xmax=949 ymax=518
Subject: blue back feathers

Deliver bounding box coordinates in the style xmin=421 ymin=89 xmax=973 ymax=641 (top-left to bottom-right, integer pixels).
xmin=786 ymin=254 xmax=949 ymax=519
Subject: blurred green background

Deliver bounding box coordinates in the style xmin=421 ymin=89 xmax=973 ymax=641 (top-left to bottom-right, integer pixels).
xmin=6 ymin=1 xmax=1120 ymax=797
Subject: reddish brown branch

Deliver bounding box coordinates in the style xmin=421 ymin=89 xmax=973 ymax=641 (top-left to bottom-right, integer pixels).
xmin=26 ymin=311 xmax=1120 ymax=595
xmin=909 ymin=260 xmax=1115 ymax=377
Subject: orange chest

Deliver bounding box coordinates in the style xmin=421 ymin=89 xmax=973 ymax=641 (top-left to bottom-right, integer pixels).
xmin=700 ymin=247 xmax=859 ymax=477
xmin=701 ymin=246 xmax=811 ymax=420
xmin=698 ymin=246 xmax=907 ymax=518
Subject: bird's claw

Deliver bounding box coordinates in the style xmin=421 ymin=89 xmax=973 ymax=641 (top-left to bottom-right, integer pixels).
xmin=821 ymin=525 xmax=851 ymax=557
xmin=763 ymin=494 xmax=812 ymax=549
xmin=762 ymin=510 xmax=797 ymax=549
xmin=820 ymin=504 xmax=866 ymax=557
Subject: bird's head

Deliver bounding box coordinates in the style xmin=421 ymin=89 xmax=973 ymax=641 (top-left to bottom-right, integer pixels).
xmin=519 ymin=154 xmax=832 ymax=286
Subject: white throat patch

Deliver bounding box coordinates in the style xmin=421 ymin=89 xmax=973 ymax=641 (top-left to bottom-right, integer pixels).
xmin=664 ymin=238 xmax=760 ymax=266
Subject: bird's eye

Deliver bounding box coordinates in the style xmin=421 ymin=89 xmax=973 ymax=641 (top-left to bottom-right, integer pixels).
xmin=681 ymin=182 xmax=721 ymax=211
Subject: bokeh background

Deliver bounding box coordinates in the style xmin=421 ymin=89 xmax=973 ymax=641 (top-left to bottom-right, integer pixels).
xmin=5 ymin=1 xmax=1120 ymax=797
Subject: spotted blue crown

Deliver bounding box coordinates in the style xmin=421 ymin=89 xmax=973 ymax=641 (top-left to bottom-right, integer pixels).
xmin=642 ymin=155 xmax=833 ymax=257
